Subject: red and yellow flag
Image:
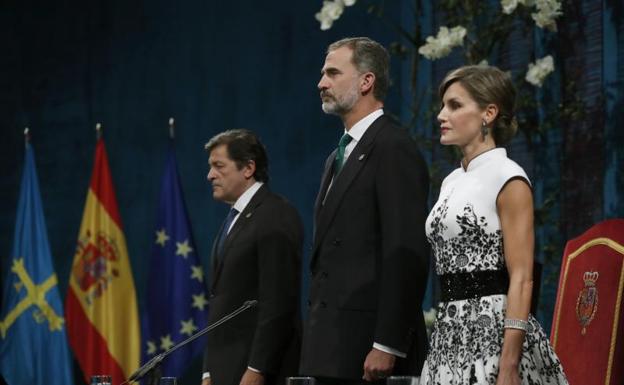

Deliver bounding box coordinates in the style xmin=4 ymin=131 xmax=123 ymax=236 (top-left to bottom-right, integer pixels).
xmin=65 ymin=138 xmax=140 ymax=385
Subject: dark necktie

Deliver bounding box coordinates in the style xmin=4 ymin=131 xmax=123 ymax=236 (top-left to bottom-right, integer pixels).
xmin=334 ymin=133 xmax=353 ymax=175
xmin=216 ymin=207 xmax=239 ymax=256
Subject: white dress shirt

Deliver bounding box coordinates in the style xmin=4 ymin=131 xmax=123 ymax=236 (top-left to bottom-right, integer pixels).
xmin=228 ymin=181 xmax=263 ymax=234
xmin=325 ymin=109 xmax=384 ymax=196
xmin=342 ymin=108 xmax=384 ymax=164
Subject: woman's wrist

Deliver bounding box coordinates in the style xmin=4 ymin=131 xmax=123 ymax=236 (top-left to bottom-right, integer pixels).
xmin=498 ymin=354 xmax=520 ymax=369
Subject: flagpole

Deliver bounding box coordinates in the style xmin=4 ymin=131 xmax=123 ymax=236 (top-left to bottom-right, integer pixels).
xmin=168 ymin=117 xmax=175 ymax=139
xmin=24 ymin=127 xmax=30 ymax=147
xmin=96 ymin=123 xmax=102 ymax=140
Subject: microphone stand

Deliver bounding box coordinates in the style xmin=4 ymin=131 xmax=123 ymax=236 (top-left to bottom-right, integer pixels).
xmin=126 ymin=299 xmax=258 ymax=384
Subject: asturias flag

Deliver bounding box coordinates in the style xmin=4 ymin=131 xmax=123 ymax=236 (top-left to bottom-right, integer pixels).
xmin=65 ymin=138 xmax=140 ymax=384
xmin=0 ymin=140 xmax=74 ymax=385
xmin=141 ymin=141 xmax=208 ymax=376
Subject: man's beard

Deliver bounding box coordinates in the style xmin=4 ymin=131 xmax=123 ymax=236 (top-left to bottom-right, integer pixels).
xmin=321 ymin=82 xmax=360 ymax=116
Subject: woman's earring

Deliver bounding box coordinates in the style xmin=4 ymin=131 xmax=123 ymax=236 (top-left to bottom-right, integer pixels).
xmin=481 ymin=120 xmax=489 ymax=141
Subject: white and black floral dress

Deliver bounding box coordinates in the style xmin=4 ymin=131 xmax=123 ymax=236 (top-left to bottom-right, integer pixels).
xmin=420 ymin=148 xmax=567 ymax=384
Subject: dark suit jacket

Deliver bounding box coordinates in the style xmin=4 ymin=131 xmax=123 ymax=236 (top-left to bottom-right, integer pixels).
xmin=203 ymin=185 xmax=303 ymax=385
xmin=300 ymin=115 xmax=430 ymax=380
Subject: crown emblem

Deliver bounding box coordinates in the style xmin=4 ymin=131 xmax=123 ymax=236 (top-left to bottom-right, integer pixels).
xmin=583 ymin=271 xmax=599 ymax=286
xmin=576 ymin=270 xmax=599 ymax=335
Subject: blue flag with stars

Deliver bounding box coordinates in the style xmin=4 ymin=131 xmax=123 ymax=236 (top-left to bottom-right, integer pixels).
xmin=0 ymin=141 xmax=74 ymax=385
xmin=141 ymin=141 xmax=209 ymax=377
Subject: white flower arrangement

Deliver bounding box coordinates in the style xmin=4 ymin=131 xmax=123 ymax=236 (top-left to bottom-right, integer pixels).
xmin=525 ymin=55 xmax=555 ymax=87
xmin=313 ymin=2 xmax=559 ymax=88
xmin=417 ymin=26 xmax=467 ymax=60
xmin=315 ymin=0 xmax=357 ymax=31
xmin=532 ymin=0 xmax=562 ymax=31
xmin=500 ymin=0 xmax=561 ymax=31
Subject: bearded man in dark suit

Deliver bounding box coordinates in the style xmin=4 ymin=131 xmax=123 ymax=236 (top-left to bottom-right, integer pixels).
xmin=299 ymin=37 xmax=430 ymax=384
xmin=201 ymin=129 xmax=303 ymax=385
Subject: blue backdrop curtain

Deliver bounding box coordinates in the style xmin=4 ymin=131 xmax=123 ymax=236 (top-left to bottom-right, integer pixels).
xmin=1 ymin=0 xmax=623 ymax=383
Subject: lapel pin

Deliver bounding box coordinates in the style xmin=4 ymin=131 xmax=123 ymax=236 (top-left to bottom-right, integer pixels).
xmin=246 ymin=212 xmax=252 ymax=218
xmin=358 ymin=154 xmax=366 ymax=161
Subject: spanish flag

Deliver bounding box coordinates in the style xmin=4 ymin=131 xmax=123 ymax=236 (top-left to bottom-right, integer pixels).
xmin=65 ymin=138 xmax=140 ymax=384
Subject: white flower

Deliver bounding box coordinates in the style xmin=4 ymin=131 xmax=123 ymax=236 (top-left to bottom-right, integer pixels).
xmin=418 ymin=41 xmax=451 ymax=60
xmin=343 ymin=0 xmax=357 ymax=6
xmin=418 ymin=26 xmax=467 ymax=60
xmin=315 ymin=11 xmax=333 ymax=31
xmin=525 ymin=55 xmax=554 ymax=87
xmin=502 ymin=0 xmax=561 ymax=31
xmin=500 ymin=0 xmax=534 ymax=14
xmin=532 ymin=0 xmax=562 ymax=31
xmin=315 ymin=1 xmax=345 ymax=30
xmin=501 ymin=0 xmax=520 ymax=14
xmin=322 ymin=1 xmax=344 ymax=20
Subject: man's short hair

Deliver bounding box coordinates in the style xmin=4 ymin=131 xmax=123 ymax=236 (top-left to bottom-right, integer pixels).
xmin=328 ymin=37 xmax=390 ymax=101
xmin=204 ymin=129 xmax=269 ymax=183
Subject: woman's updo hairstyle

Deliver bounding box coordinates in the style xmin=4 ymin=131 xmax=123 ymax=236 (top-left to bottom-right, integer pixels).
xmin=439 ymin=65 xmax=518 ymax=145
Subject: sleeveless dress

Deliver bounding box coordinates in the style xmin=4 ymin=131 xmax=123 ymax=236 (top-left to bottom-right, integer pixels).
xmin=420 ymin=148 xmax=568 ymax=384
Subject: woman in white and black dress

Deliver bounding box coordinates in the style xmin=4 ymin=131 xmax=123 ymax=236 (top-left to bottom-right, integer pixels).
xmin=419 ymin=65 xmax=568 ymax=385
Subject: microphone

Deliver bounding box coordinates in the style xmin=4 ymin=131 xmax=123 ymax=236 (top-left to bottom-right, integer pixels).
xmin=126 ymin=299 xmax=258 ymax=383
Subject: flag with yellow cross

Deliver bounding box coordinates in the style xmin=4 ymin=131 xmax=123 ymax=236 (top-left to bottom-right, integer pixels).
xmin=0 ymin=139 xmax=74 ymax=385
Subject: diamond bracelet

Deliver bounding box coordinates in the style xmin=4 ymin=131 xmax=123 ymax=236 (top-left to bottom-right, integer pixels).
xmin=504 ymin=318 xmax=530 ymax=332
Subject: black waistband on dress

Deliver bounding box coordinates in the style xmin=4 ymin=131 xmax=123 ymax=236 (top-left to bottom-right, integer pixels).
xmin=439 ymin=269 xmax=509 ymax=302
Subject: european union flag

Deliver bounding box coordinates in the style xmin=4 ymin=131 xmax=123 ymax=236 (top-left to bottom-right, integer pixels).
xmin=0 ymin=141 xmax=74 ymax=385
xmin=141 ymin=141 xmax=209 ymax=377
